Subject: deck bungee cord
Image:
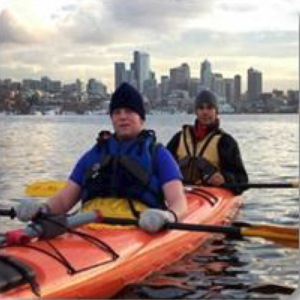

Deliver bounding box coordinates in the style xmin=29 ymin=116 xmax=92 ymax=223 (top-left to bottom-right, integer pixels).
xmin=0 ymin=211 xmax=120 ymax=296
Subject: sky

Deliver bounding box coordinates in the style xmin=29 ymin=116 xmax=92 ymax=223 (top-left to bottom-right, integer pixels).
xmin=0 ymin=0 xmax=298 ymax=93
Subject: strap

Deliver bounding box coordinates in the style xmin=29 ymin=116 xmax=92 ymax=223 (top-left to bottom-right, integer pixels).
xmin=182 ymin=126 xmax=192 ymax=157
xmin=198 ymin=129 xmax=220 ymax=157
xmin=126 ymin=198 xmax=141 ymax=219
xmin=168 ymin=210 xmax=178 ymax=222
xmin=0 ymin=255 xmax=40 ymax=296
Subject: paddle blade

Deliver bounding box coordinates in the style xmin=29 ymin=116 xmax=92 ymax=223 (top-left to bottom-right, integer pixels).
xmin=25 ymin=180 xmax=66 ymax=197
xmin=291 ymin=181 xmax=299 ymax=188
xmin=241 ymin=225 xmax=299 ymax=248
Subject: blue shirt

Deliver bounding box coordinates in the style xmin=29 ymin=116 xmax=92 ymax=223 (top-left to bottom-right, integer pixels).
xmin=70 ymin=144 xmax=182 ymax=188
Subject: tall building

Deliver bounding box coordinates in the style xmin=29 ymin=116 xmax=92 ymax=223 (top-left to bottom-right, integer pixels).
xmin=115 ymin=62 xmax=126 ymax=89
xmin=144 ymin=78 xmax=158 ymax=103
xmin=169 ymin=63 xmax=190 ymax=91
xmin=189 ymin=78 xmax=201 ymax=98
xmin=224 ymin=78 xmax=234 ymax=104
xmin=211 ymin=73 xmax=225 ymax=97
xmin=41 ymin=76 xmax=51 ymax=92
xmin=160 ymin=76 xmax=170 ymax=97
xmin=87 ymin=79 xmax=106 ymax=96
xmin=133 ymin=51 xmax=150 ymax=93
xmin=76 ymin=79 xmax=84 ymax=95
xmin=200 ymin=59 xmax=212 ymax=89
xmin=22 ymin=79 xmax=42 ymax=91
xmin=287 ymin=90 xmax=299 ymax=106
xmin=247 ymin=67 xmax=262 ymax=102
xmin=125 ymin=69 xmax=137 ymax=89
xmin=233 ymin=74 xmax=242 ymax=103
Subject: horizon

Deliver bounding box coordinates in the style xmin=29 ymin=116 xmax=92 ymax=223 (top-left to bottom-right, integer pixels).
xmin=0 ymin=0 xmax=299 ymax=93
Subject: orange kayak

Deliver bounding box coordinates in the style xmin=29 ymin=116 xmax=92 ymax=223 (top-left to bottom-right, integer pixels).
xmin=0 ymin=187 xmax=242 ymax=299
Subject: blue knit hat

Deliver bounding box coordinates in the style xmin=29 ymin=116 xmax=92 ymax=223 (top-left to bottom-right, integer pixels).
xmin=110 ymin=82 xmax=146 ymax=120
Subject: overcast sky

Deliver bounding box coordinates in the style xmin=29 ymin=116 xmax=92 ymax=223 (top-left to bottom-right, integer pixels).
xmin=0 ymin=0 xmax=298 ymax=92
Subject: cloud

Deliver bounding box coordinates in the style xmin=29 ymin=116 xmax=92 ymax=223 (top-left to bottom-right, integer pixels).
xmin=107 ymin=0 xmax=214 ymax=30
xmin=0 ymin=10 xmax=39 ymax=44
xmin=216 ymin=1 xmax=258 ymax=13
xmin=0 ymin=0 xmax=297 ymax=92
xmin=61 ymin=4 xmax=78 ymax=12
xmin=176 ymin=29 xmax=298 ymax=58
xmin=54 ymin=0 xmax=215 ymax=45
xmin=55 ymin=1 xmax=118 ymax=45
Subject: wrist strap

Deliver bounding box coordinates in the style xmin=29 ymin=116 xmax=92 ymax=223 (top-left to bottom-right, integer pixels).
xmin=168 ymin=210 xmax=178 ymax=222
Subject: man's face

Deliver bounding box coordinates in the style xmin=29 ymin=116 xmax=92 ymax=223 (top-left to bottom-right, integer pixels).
xmin=196 ymin=103 xmax=218 ymax=125
xmin=111 ymin=107 xmax=144 ymax=139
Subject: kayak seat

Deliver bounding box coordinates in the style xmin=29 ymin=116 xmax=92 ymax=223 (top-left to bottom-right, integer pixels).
xmin=0 ymin=255 xmax=39 ymax=296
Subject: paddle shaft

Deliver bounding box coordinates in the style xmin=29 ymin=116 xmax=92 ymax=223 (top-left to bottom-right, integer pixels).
xmin=101 ymin=217 xmax=242 ymax=237
xmin=0 ymin=209 xmax=242 ymax=238
xmin=71 ymin=216 xmax=299 ymax=248
xmin=0 ymin=208 xmax=16 ymax=218
xmin=0 ymin=210 xmax=102 ymax=246
xmin=1 ymin=209 xmax=297 ymax=248
xmin=220 ymin=182 xmax=298 ymax=189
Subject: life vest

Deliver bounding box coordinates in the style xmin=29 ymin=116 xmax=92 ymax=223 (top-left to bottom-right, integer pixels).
xmin=81 ymin=130 xmax=166 ymax=210
xmin=176 ymin=125 xmax=222 ymax=184
xmin=81 ymin=197 xmax=149 ymax=229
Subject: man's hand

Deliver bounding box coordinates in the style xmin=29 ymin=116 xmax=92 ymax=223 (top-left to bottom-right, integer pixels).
xmin=138 ymin=209 xmax=176 ymax=233
xmin=15 ymin=201 xmax=49 ymax=222
xmin=207 ymin=172 xmax=225 ymax=186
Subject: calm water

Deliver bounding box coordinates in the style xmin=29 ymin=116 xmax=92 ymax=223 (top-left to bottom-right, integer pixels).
xmin=0 ymin=114 xmax=299 ymax=299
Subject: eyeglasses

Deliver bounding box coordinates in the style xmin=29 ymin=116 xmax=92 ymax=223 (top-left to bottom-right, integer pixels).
xmin=198 ymin=105 xmax=214 ymax=110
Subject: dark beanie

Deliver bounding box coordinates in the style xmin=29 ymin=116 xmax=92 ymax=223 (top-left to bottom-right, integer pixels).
xmin=110 ymin=82 xmax=146 ymax=120
xmin=195 ymin=90 xmax=218 ymax=112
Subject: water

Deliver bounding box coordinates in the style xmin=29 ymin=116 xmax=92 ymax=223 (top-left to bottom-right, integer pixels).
xmin=0 ymin=114 xmax=299 ymax=299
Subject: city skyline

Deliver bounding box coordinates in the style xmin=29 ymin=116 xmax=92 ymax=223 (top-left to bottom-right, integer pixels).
xmin=0 ymin=0 xmax=298 ymax=92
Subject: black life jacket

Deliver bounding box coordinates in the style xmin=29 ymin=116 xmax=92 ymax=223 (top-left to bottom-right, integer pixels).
xmin=81 ymin=130 xmax=166 ymax=209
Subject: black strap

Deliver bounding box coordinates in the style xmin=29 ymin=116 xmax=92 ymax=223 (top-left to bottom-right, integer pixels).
xmin=187 ymin=187 xmax=219 ymax=206
xmin=198 ymin=130 xmax=220 ymax=157
xmin=182 ymin=127 xmax=192 ymax=157
xmin=0 ymin=255 xmax=40 ymax=297
xmin=7 ymin=215 xmax=119 ymax=277
xmin=126 ymin=198 xmax=141 ymax=219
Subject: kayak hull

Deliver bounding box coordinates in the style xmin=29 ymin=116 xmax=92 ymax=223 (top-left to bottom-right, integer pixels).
xmin=1 ymin=187 xmax=242 ymax=299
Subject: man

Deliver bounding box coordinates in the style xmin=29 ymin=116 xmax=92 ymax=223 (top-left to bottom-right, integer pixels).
xmin=16 ymin=83 xmax=187 ymax=233
xmin=166 ymin=89 xmax=248 ymax=195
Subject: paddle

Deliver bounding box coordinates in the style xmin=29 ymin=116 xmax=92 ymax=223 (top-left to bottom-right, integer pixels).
xmin=0 ymin=209 xmax=298 ymax=248
xmin=20 ymin=180 xmax=299 ymax=248
xmin=25 ymin=180 xmax=299 ymax=199
xmin=25 ymin=180 xmax=67 ymax=197
xmin=100 ymin=217 xmax=299 ymax=248
xmin=219 ymin=182 xmax=299 ymax=189
xmin=0 ymin=210 xmax=103 ymax=246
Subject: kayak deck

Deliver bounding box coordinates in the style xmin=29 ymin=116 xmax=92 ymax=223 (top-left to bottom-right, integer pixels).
xmin=1 ymin=187 xmax=242 ymax=299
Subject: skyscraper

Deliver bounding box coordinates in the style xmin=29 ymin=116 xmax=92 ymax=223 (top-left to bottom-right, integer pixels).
xmin=233 ymin=74 xmax=242 ymax=103
xmin=224 ymin=78 xmax=234 ymax=104
xmin=115 ymin=62 xmax=126 ymax=90
xmin=161 ymin=76 xmax=170 ymax=96
xmin=211 ymin=73 xmax=225 ymax=97
xmin=169 ymin=63 xmax=190 ymax=91
xmin=133 ymin=51 xmax=150 ymax=93
xmin=200 ymin=59 xmax=212 ymax=89
xmin=247 ymin=67 xmax=262 ymax=102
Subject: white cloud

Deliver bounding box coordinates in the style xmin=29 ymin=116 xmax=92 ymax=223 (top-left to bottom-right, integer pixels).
xmin=0 ymin=10 xmax=40 ymax=44
xmin=0 ymin=0 xmax=297 ymax=92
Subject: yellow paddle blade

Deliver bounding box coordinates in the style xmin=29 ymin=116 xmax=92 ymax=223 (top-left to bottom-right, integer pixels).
xmin=241 ymin=225 xmax=299 ymax=248
xmin=291 ymin=181 xmax=299 ymax=188
xmin=25 ymin=180 xmax=66 ymax=198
